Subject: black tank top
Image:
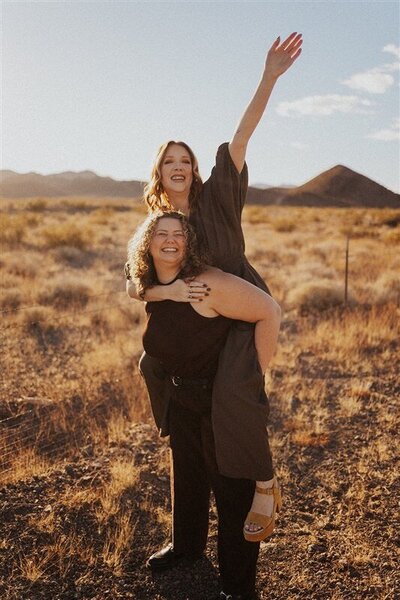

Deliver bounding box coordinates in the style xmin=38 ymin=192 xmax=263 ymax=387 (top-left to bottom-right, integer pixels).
xmin=143 ymin=300 xmax=232 ymax=379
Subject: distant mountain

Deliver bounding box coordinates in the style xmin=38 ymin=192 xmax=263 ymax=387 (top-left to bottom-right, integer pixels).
xmin=0 ymin=170 xmax=145 ymax=199
xmin=246 ymin=165 xmax=399 ymax=208
xmin=1 ymin=166 xmax=399 ymax=208
xmin=251 ymin=183 xmax=295 ymax=189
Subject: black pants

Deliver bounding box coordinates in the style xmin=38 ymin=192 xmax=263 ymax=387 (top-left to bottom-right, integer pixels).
xmin=168 ymin=381 xmax=260 ymax=597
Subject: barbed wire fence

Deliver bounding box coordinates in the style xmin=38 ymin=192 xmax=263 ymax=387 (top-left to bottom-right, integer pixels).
xmin=0 ymin=287 xmax=148 ymax=483
xmin=0 ymin=372 xmax=144 ymax=481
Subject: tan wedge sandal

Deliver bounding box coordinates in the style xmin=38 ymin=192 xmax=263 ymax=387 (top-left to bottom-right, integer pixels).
xmin=243 ymin=477 xmax=282 ymax=542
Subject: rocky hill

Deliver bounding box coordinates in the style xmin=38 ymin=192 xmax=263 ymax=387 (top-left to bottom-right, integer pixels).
xmin=1 ymin=165 xmax=399 ymax=207
xmin=246 ymin=165 xmax=400 ymax=208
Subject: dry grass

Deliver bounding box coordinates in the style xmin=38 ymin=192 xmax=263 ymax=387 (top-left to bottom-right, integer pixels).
xmin=286 ymin=279 xmax=347 ymax=311
xmin=41 ymin=221 xmax=93 ymax=250
xmin=102 ymin=512 xmax=138 ymax=575
xmin=26 ymin=198 xmax=48 ymax=212
xmin=0 ymin=199 xmax=399 ymax=599
xmin=298 ymin=304 xmax=398 ymax=369
xmin=38 ymin=277 xmax=92 ymax=309
xmin=17 ymin=551 xmax=51 ymax=583
xmin=0 ymin=214 xmax=28 ymax=246
xmin=4 ymin=448 xmax=55 ymax=484
xmin=271 ymin=216 xmax=297 ymax=232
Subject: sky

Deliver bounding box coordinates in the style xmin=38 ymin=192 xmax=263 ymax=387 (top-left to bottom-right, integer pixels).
xmin=2 ymin=0 xmax=400 ymax=193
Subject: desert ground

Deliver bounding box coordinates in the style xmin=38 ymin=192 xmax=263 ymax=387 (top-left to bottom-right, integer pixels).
xmin=0 ymin=197 xmax=399 ymax=599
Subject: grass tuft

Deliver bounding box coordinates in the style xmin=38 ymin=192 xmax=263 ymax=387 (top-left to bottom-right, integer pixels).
xmin=38 ymin=278 xmax=92 ymax=309
xmin=286 ymin=279 xmax=347 ymax=311
xmin=41 ymin=222 xmax=92 ymax=250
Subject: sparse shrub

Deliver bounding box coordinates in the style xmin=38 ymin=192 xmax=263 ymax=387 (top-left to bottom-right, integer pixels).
xmin=340 ymin=225 xmax=377 ymax=239
xmin=6 ymin=255 xmax=38 ymax=278
xmin=382 ymin=229 xmax=400 ymax=245
xmin=64 ymin=199 xmax=89 ymax=211
xmin=27 ymin=198 xmax=48 ymax=212
xmin=0 ymin=214 xmax=26 ymax=246
xmin=24 ymin=213 xmax=40 ymax=227
xmin=23 ymin=306 xmax=52 ymax=330
xmin=243 ymin=206 xmax=270 ymax=225
xmin=372 ymin=210 xmax=400 ymax=228
xmin=0 ymin=288 xmax=22 ymax=312
xmin=22 ymin=306 xmax=64 ymax=346
xmin=41 ymin=222 xmax=92 ymax=250
xmin=52 ymin=245 xmax=93 ymax=268
xmin=311 ymin=241 xmax=341 ymax=260
xmin=367 ymin=272 xmax=400 ymax=305
xmin=91 ymin=311 xmax=111 ymax=334
xmin=286 ymin=279 xmax=350 ymax=311
xmin=90 ymin=207 xmax=115 ymax=224
xmin=296 ymin=260 xmax=337 ymax=283
xmin=38 ymin=277 xmax=91 ymax=309
xmin=271 ymin=217 xmax=296 ymax=232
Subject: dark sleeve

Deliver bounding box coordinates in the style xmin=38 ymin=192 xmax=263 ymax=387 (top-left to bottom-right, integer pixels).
xmin=193 ymin=142 xmax=248 ymax=269
xmin=208 ymin=142 xmax=249 ymax=218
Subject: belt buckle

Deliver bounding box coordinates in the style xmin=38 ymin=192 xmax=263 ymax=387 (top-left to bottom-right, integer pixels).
xmin=171 ymin=376 xmax=182 ymax=387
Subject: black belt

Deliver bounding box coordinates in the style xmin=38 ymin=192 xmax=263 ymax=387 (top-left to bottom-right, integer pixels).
xmin=171 ymin=375 xmax=213 ymax=388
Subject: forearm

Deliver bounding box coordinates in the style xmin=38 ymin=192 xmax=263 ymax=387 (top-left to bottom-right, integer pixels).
xmin=254 ymin=304 xmax=281 ymax=373
xmin=126 ymin=280 xmax=168 ymax=302
xmin=232 ymin=72 xmax=278 ymax=148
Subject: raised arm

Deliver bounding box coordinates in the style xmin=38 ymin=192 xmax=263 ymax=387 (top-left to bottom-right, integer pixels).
xmin=229 ymin=32 xmax=303 ymax=173
xmin=206 ymin=270 xmax=281 ymax=372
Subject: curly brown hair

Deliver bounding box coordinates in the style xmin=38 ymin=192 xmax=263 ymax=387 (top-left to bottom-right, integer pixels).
xmin=143 ymin=141 xmax=203 ymax=212
xmin=126 ymin=211 xmax=208 ymax=297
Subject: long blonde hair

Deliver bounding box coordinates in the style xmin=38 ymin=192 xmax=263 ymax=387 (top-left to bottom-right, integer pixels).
xmin=143 ymin=141 xmax=203 ymax=212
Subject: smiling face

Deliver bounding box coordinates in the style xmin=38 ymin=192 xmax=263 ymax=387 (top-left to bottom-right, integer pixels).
xmin=160 ymin=144 xmax=193 ymax=200
xmin=149 ymin=217 xmax=187 ymax=268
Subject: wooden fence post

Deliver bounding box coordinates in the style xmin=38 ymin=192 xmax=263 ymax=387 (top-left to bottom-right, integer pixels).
xmin=344 ymin=235 xmax=349 ymax=307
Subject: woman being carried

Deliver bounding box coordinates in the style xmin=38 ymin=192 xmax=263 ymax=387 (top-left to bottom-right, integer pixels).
xmin=127 ymin=211 xmax=281 ymax=600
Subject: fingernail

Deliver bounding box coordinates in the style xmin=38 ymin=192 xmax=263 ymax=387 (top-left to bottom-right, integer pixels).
xmin=199 ymin=299 xmax=203 ymax=302
xmin=203 ymin=284 xmax=207 ymax=287
xmin=205 ymin=293 xmax=209 ymax=297
xmin=207 ymin=288 xmax=211 ymax=291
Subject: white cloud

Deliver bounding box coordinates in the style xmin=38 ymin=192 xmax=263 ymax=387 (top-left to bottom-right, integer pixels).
xmin=276 ymin=94 xmax=374 ymax=117
xmin=341 ymin=71 xmax=394 ymax=94
xmin=341 ymin=44 xmax=399 ymax=93
xmin=366 ymin=118 xmax=400 ymax=141
xmin=383 ymin=44 xmax=400 ymax=59
xmin=380 ymin=61 xmax=400 ymax=73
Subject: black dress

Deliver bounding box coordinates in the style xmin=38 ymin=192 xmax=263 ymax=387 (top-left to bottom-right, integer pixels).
xmin=189 ymin=142 xmax=273 ymax=480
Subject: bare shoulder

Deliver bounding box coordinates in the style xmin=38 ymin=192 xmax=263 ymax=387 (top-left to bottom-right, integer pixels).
xmin=201 ymin=266 xmax=231 ymax=281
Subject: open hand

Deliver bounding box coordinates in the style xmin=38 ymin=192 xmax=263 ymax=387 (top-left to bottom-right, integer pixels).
xmin=167 ymin=278 xmax=210 ymax=302
xmin=264 ymin=32 xmax=303 ymax=79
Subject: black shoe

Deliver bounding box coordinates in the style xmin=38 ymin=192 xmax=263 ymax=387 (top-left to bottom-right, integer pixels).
xmin=219 ymin=592 xmax=258 ymax=600
xmin=146 ymin=543 xmax=203 ymax=571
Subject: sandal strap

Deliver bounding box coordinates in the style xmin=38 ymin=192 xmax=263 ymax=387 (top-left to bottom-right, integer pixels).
xmin=256 ymin=485 xmax=274 ymax=496
xmin=255 ymin=485 xmax=275 ymax=495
